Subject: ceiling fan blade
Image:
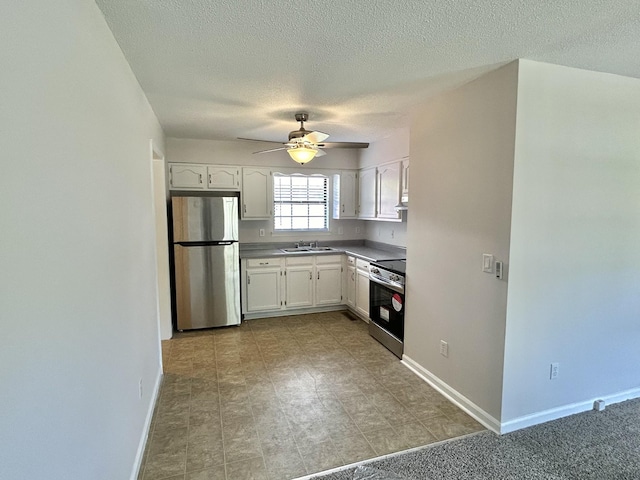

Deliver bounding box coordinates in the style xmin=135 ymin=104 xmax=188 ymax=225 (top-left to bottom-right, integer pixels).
xmin=316 ymin=142 xmax=369 ymax=149
xmin=314 ymin=149 xmax=327 ymax=157
xmin=238 ymin=137 xmax=283 ymax=144
xmin=303 ymin=131 xmax=329 ymax=143
xmin=253 ymin=147 xmax=287 ymax=154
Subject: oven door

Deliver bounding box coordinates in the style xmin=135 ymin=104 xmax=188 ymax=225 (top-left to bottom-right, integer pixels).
xmin=369 ymin=276 xmax=405 ymax=341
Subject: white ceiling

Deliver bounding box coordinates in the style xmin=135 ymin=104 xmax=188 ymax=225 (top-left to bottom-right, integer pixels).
xmin=94 ymin=0 xmax=640 ymax=144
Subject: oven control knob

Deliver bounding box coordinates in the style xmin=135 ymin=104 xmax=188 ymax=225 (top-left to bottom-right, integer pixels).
xmin=390 ymin=274 xmax=399 ymax=281
xmin=371 ymin=268 xmax=379 ymax=274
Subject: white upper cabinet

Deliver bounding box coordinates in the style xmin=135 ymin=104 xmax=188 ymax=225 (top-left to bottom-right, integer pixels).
xmin=358 ymin=160 xmax=403 ymax=222
xmin=377 ymin=162 xmax=401 ymax=220
xmin=358 ymin=167 xmax=377 ymax=219
xmin=242 ymin=167 xmax=272 ymax=220
xmin=332 ymin=171 xmax=358 ymax=219
xmin=401 ymin=158 xmax=409 ymax=202
xmin=208 ymin=166 xmax=240 ymax=190
xmin=169 ymin=163 xmax=207 ymax=190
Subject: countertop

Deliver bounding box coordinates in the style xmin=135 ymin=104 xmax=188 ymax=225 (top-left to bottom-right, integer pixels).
xmin=239 ymin=241 xmax=406 ymax=263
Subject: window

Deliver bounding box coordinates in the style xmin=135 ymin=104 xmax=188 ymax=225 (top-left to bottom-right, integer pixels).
xmin=273 ymin=174 xmax=328 ymax=231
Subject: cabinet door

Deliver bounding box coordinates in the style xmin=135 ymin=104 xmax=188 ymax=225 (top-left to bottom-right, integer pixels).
xmin=346 ymin=265 xmax=356 ymax=308
xmin=242 ymin=167 xmax=271 ymax=219
xmin=358 ymin=167 xmax=377 ymax=219
xmin=401 ymin=159 xmax=409 ymax=201
xmin=285 ymin=266 xmax=314 ymax=308
xmin=169 ymin=164 xmax=207 ymax=190
xmin=355 ymin=268 xmax=370 ymax=319
xmin=316 ymin=264 xmax=343 ymax=305
xmin=332 ymin=171 xmax=358 ymax=219
xmin=208 ymin=166 xmax=240 ymax=190
xmin=246 ymin=267 xmax=281 ymax=312
xmin=377 ymin=162 xmax=401 ymax=220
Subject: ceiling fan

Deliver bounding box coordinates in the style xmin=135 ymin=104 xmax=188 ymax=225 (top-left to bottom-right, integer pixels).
xmin=238 ymin=113 xmax=369 ymax=164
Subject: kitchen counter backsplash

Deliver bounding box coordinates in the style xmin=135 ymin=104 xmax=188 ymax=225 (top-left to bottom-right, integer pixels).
xmin=239 ymin=239 xmax=406 ymax=262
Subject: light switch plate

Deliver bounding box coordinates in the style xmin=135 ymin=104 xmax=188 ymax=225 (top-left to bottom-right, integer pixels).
xmin=482 ymin=254 xmax=494 ymax=273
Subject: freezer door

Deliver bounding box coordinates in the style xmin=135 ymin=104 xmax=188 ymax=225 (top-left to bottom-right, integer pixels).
xmin=172 ymin=196 xmax=238 ymax=242
xmin=173 ymin=243 xmax=241 ymax=329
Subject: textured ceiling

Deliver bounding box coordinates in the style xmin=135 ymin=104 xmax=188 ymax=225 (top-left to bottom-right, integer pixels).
xmin=94 ymin=0 xmax=640 ymax=143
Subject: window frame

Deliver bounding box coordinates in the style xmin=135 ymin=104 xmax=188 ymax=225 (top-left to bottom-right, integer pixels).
xmin=272 ymin=173 xmax=330 ymax=232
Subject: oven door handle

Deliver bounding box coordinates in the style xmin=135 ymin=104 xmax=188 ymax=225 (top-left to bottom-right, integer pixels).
xmin=369 ymin=274 xmax=405 ymax=294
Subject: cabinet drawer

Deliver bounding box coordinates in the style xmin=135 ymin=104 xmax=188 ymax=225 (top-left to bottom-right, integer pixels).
xmin=285 ymin=256 xmax=314 ymax=266
xmin=247 ymin=258 xmax=281 ymax=267
xmin=356 ymin=259 xmax=370 ymax=271
xmin=315 ymin=255 xmax=343 ymax=265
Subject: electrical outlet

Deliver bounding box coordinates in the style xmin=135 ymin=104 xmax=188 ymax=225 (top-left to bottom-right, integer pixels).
xmin=259 ymin=228 xmax=265 ymax=237
xmin=356 ymin=226 xmax=361 ymax=234
xmin=440 ymin=340 xmax=449 ymax=357
xmin=139 ymin=378 xmax=143 ymax=399
xmin=338 ymin=226 xmax=344 ymax=235
xmin=550 ymin=362 xmax=559 ymax=380
xmin=391 ymin=229 xmax=395 ymax=239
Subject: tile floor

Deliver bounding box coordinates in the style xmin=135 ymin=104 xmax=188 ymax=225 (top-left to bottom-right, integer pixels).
xmin=138 ymin=312 xmax=484 ymax=480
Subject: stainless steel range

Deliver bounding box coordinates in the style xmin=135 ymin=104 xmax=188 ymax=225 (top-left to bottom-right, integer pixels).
xmin=369 ymin=259 xmax=406 ymax=359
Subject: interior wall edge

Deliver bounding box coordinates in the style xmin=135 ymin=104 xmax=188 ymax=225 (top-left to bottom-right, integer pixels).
xmin=129 ymin=369 xmax=163 ymax=480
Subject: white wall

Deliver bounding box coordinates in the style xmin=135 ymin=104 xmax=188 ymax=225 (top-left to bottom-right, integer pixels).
xmin=502 ymin=61 xmax=640 ymax=424
xmin=360 ymin=128 xmax=410 ymax=247
xmin=166 ymin=137 xmax=367 ymax=244
xmin=0 ymin=1 xmax=164 ymax=479
xmin=405 ymin=63 xmax=518 ymax=423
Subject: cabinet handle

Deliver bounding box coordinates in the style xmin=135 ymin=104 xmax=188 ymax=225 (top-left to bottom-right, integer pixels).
xmin=247 ymin=275 xmax=251 ymax=285
xmin=342 ymin=204 xmax=345 ymax=213
xmin=317 ymin=272 xmax=320 ymax=280
xmin=199 ymin=174 xmax=203 ymax=184
xmin=243 ymin=204 xmax=247 ymax=213
xmin=208 ymin=174 xmax=212 ymax=184
xmin=309 ymin=272 xmax=312 ymax=280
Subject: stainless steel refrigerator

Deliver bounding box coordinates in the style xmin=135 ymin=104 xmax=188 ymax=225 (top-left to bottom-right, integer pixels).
xmin=171 ymin=196 xmax=241 ymax=330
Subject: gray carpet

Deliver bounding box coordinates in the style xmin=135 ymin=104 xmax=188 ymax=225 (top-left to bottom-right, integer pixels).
xmin=311 ymin=398 xmax=640 ymax=480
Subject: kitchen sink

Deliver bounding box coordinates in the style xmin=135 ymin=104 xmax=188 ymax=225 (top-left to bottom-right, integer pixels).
xmin=280 ymin=246 xmax=336 ymax=253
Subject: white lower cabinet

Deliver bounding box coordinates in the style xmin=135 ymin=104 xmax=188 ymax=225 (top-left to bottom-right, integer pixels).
xmin=285 ymin=257 xmax=314 ymax=308
xmin=315 ymin=258 xmax=343 ymax=305
xmin=242 ymin=255 xmax=344 ymax=316
xmin=245 ymin=265 xmax=282 ymax=312
xmin=346 ymin=265 xmax=356 ymax=309
xmin=355 ymin=259 xmax=370 ymax=319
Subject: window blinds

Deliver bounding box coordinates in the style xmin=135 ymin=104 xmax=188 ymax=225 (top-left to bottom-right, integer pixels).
xmin=273 ymin=174 xmax=328 ymax=230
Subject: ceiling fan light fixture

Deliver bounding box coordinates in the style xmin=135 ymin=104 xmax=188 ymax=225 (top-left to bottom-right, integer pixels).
xmin=287 ymin=146 xmax=317 ymax=164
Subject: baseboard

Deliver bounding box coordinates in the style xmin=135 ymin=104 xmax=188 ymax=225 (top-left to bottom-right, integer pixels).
xmin=130 ymin=369 xmax=162 ymax=480
xmin=242 ymin=305 xmax=346 ymax=320
xmin=401 ymin=355 xmax=501 ymax=434
xmin=500 ymin=386 xmax=640 ymax=434
xmin=403 ymin=354 xmax=640 ymax=434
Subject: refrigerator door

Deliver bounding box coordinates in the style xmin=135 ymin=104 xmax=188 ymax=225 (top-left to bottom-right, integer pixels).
xmin=172 ymin=196 xmax=238 ymax=243
xmin=173 ymin=243 xmax=241 ymax=329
